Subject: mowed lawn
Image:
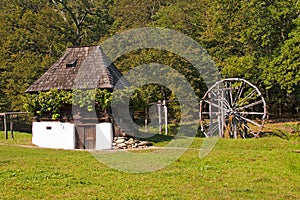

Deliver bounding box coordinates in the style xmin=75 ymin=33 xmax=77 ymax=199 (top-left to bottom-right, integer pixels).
xmin=0 ymin=131 xmax=299 ymax=200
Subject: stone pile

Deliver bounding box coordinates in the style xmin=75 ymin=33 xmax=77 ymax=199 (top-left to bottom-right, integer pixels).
xmin=113 ymin=137 xmax=153 ymax=149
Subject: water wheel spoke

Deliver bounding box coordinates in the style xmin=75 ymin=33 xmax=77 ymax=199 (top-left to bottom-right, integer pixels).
xmin=210 ymin=90 xmax=219 ymax=98
xmin=202 ymin=121 xmax=219 ymax=137
xmin=218 ymin=97 xmax=231 ymax=109
xmin=210 ymin=122 xmax=220 ymax=136
xmin=204 ymin=100 xmax=229 ymax=113
xmin=239 ymin=115 xmax=262 ymax=127
xmin=225 ymin=81 xmax=234 ymax=107
xmin=238 ymin=99 xmax=263 ymax=110
xmin=212 ymin=102 xmax=229 ymax=113
xmin=233 ymin=82 xmax=245 ymax=107
xmin=238 ymin=89 xmax=257 ymax=105
xmin=201 ymin=111 xmax=222 ymax=115
xmin=241 ymin=123 xmax=256 ymax=136
xmin=236 ymin=123 xmax=246 ymax=138
xmin=239 ymin=111 xmax=265 ymax=115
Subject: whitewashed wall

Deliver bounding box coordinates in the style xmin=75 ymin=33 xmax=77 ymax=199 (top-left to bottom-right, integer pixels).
xmin=32 ymin=122 xmax=113 ymax=150
xmin=96 ymin=123 xmax=113 ymax=150
xmin=32 ymin=122 xmax=75 ymax=150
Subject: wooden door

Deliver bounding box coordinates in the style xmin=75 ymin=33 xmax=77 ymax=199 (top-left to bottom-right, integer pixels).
xmin=75 ymin=124 xmax=96 ymax=149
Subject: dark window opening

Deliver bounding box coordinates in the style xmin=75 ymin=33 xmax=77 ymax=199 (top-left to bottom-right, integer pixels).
xmin=66 ymin=59 xmax=77 ymax=68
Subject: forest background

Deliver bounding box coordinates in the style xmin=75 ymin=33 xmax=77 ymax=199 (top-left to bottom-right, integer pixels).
xmin=0 ymin=0 xmax=299 ymax=119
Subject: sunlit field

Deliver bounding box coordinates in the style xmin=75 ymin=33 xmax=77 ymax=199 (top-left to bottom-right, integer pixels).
xmin=0 ymin=128 xmax=299 ymax=199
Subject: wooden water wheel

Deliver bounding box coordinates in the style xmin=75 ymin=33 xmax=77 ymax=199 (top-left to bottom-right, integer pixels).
xmin=200 ymin=78 xmax=267 ymax=138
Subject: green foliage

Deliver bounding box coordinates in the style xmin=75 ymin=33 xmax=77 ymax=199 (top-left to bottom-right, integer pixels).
xmin=0 ymin=0 xmax=69 ymax=111
xmin=23 ymin=89 xmax=72 ymax=120
xmin=94 ymin=89 xmax=113 ymax=111
xmin=73 ymin=89 xmax=112 ymax=112
xmin=110 ymin=0 xmax=174 ymax=31
xmin=72 ymin=89 xmax=95 ymax=112
xmin=284 ymin=123 xmax=300 ymax=132
xmin=0 ymin=0 xmax=299 ymax=118
xmin=49 ymin=0 xmax=114 ymax=46
xmin=23 ymin=89 xmax=112 ymax=120
xmin=162 ymin=123 xmax=178 ymax=136
xmin=153 ymin=0 xmax=206 ymax=39
xmin=265 ymin=17 xmax=300 ymax=93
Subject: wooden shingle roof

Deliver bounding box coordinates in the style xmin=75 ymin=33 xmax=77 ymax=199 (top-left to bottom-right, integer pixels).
xmin=26 ymin=46 xmax=125 ymax=93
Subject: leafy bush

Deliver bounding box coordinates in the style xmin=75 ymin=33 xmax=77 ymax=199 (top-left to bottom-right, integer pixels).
xmin=23 ymin=89 xmax=112 ymax=120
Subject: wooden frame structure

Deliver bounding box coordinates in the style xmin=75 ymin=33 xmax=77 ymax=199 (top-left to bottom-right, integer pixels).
xmin=200 ymin=78 xmax=267 ymax=138
xmin=0 ymin=112 xmax=28 ymax=139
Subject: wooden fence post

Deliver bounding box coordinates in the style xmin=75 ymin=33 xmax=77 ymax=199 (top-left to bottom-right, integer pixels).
xmin=10 ymin=115 xmax=14 ymax=139
xmin=4 ymin=114 xmax=8 ymax=140
xmin=158 ymin=100 xmax=162 ymax=134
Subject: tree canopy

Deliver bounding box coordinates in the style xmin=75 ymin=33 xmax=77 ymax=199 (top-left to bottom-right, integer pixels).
xmin=0 ymin=0 xmax=299 ymax=118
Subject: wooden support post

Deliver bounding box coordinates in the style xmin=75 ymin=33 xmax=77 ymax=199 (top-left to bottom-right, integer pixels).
xmin=10 ymin=115 xmax=14 ymax=139
xmin=4 ymin=114 xmax=8 ymax=140
xmin=158 ymin=100 xmax=162 ymax=134
xmin=145 ymin=107 xmax=148 ymax=133
xmin=0 ymin=112 xmax=28 ymax=140
xmin=220 ymin=87 xmax=225 ymax=137
xmin=208 ymin=93 xmax=213 ymax=137
xmin=163 ymin=100 xmax=168 ymax=135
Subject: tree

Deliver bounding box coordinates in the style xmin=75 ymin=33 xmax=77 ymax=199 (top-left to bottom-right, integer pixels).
xmin=0 ymin=1 xmax=68 ymax=111
xmin=259 ymin=15 xmax=300 ymax=115
xmin=152 ymin=0 xmax=207 ymax=39
xmin=50 ymin=0 xmax=114 ymax=46
xmin=199 ymin=0 xmax=299 ymax=116
xmin=110 ymin=0 xmax=177 ymax=32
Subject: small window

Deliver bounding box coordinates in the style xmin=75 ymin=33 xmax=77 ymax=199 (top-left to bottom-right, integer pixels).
xmin=66 ymin=59 xmax=77 ymax=68
xmin=46 ymin=126 xmax=52 ymax=130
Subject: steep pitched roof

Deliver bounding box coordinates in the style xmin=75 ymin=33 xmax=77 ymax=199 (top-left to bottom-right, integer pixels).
xmin=26 ymin=46 xmax=125 ymax=93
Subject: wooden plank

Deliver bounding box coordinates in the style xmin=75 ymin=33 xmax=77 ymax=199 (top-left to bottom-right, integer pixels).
xmin=84 ymin=125 xmax=96 ymax=149
xmin=75 ymin=124 xmax=96 ymax=149
xmin=0 ymin=112 xmax=28 ymax=116
xmin=75 ymin=126 xmax=85 ymax=149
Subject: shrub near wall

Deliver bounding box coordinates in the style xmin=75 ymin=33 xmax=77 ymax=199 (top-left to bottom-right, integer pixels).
xmin=23 ymin=89 xmax=112 ymax=120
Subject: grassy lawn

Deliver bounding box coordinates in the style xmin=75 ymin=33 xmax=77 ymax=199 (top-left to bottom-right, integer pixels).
xmin=0 ymin=126 xmax=300 ymax=199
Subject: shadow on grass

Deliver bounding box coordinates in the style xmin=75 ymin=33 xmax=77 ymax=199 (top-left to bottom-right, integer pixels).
xmin=260 ymin=130 xmax=300 ymax=140
xmin=129 ymin=131 xmax=174 ymax=143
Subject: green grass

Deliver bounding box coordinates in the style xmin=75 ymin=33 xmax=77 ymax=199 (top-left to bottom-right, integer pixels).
xmin=263 ymin=122 xmax=300 ymax=140
xmin=0 ymin=131 xmax=33 ymax=146
xmin=0 ymin=131 xmax=300 ymax=199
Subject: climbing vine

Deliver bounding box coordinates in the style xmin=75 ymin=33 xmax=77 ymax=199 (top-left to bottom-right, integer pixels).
xmin=23 ymin=89 xmax=112 ymax=120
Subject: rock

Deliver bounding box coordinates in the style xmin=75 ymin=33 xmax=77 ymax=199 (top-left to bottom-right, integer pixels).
xmin=116 ymin=143 xmax=127 ymax=149
xmin=126 ymin=140 xmax=135 ymax=145
xmin=137 ymin=141 xmax=152 ymax=146
xmin=115 ymin=138 xmax=126 ymax=144
xmin=116 ymin=143 xmax=126 ymax=147
xmin=112 ymin=136 xmax=153 ymax=149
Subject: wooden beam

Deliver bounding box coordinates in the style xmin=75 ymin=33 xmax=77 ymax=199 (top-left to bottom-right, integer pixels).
xmin=0 ymin=112 xmax=28 ymax=115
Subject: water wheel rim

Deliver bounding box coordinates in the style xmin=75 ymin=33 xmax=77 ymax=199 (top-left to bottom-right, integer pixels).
xmin=200 ymin=78 xmax=267 ymax=138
